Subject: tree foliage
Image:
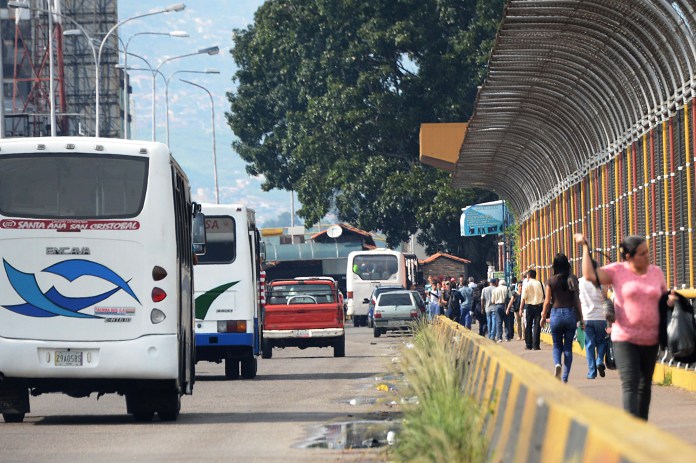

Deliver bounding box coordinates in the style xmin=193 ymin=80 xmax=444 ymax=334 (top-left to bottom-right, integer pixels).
xmin=227 ymin=0 xmax=505 ymax=273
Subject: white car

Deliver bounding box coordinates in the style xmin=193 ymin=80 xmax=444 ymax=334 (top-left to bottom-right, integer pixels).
xmin=373 ymin=290 xmax=424 ymax=338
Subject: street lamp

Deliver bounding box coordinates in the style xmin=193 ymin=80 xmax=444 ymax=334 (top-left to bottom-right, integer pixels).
xmin=122 ymin=30 xmax=189 ymax=139
xmin=165 ymin=68 xmax=219 ymax=145
xmin=94 ymin=2 xmax=186 ymax=137
xmin=180 ymin=78 xmax=219 ymax=204
xmin=150 ymin=45 xmax=219 ymax=142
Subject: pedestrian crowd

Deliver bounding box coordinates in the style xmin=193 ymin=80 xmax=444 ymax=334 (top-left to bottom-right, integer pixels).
xmin=423 ymin=231 xmax=680 ymax=422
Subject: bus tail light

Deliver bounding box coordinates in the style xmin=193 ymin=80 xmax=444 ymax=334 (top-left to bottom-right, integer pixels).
xmin=151 ymin=308 xmax=166 ymax=324
xmin=152 ymin=287 xmax=167 ymax=302
xmin=217 ymin=320 xmax=247 ymax=333
xmin=152 ymin=266 xmax=167 ymax=281
xmin=347 ymin=291 xmax=353 ymax=299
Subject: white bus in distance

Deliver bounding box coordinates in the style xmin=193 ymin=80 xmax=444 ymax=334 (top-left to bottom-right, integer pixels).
xmin=194 ymin=204 xmax=262 ymax=379
xmin=0 ymin=137 xmax=206 ymax=423
xmin=345 ymin=249 xmax=418 ymax=327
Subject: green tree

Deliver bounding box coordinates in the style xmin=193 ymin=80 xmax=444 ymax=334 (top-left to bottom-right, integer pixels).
xmin=227 ymin=0 xmax=505 ymax=268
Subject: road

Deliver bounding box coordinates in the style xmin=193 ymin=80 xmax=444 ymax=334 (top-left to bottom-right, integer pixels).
xmin=1 ymin=326 xmax=407 ymax=463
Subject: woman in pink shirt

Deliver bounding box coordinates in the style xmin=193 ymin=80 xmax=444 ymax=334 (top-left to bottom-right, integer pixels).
xmin=574 ymin=233 xmax=676 ymax=420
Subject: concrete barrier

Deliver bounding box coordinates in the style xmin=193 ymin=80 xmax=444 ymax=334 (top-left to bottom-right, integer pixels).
xmin=435 ymin=317 xmax=696 ymax=462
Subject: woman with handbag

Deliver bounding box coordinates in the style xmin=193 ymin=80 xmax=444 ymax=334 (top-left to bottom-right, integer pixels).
xmin=574 ymin=233 xmax=676 ymax=420
xmin=540 ymin=252 xmax=583 ymax=383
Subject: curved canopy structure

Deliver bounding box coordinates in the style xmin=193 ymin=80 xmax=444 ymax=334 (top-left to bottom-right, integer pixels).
xmin=453 ymin=0 xmax=696 ymax=220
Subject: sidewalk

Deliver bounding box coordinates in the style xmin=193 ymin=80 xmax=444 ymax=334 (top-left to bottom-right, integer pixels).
xmin=495 ymin=332 xmax=696 ymax=446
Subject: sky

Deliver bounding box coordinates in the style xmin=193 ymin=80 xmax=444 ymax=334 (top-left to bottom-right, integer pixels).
xmin=118 ymin=0 xmax=294 ymax=226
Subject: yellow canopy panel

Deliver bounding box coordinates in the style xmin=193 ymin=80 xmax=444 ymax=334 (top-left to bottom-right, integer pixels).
xmin=419 ymin=122 xmax=467 ymax=172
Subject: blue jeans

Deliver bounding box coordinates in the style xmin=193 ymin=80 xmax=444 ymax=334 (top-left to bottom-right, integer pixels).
xmin=461 ymin=305 xmax=473 ymax=329
xmin=486 ymin=309 xmax=500 ymax=340
xmin=584 ymin=320 xmax=608 ymax=378
xmin=550 ymin=308 xmax=577 ymax=382
xmin=495 ymin=305 xmax=506 ymax=340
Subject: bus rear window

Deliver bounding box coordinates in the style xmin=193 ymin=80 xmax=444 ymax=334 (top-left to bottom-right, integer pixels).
xmin=351 ymin=255 xmax=398 ymax=281
xmin=197 ymin=216 xmax=236 ymax=264
xmin=0 ymin=154 xmax=147 ymax=218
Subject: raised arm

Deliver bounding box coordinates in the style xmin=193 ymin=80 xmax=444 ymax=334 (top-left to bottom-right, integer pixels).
xmin=573 ymin=233 xmax=611 ymax=286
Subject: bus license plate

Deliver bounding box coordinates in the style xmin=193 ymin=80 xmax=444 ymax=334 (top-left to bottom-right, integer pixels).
xmin=55 ymin=351 xmax=83 ymax=367
xmin=293 ymin=330 xmax=310 ymax=338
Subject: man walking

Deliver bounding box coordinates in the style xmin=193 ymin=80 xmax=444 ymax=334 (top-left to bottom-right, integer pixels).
xmin=520 ymin=269 xmax=544 ymax=350
xmin=481 ymin=278 xmax=499 ymax=341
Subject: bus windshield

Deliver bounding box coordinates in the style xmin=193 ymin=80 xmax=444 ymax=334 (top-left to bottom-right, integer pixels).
xmin=0 ymin=154 xmax=148 ymax=219
xmin=351 ymin=255 xmax=398 ymax=281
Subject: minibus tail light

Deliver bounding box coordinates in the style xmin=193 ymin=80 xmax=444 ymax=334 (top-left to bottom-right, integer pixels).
xmin=152 ymin=266 xmax=167 ymax=281
xmin=151 ymin=309 xmax=166 ymax=324
xmin=217 ymin=321 xmax=247 ymax=333
xmin=347 ymin=291 xmax=353 ymax=299
xmin=152 ymin=287 xmax=167 ymax=302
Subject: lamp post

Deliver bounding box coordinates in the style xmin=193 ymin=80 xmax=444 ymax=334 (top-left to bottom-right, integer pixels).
xmin=180 ymin=79 xmax=218 ymax=204
xmin=150 ymin=45 xmax=219 ymax=142
xmin=122 ymin=30 xmax=188 ymax=139
xmin=165 ymin=68 xmax=219 ymax=145
xmin=94 ymin=2 xmax=185 ymax=137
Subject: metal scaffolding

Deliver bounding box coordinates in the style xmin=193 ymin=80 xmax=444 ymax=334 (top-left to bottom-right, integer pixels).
xmin=2 ymin=0 xmax=121 ymax=138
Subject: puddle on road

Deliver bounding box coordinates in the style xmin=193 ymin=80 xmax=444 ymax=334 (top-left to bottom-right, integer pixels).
xmin=299 ymin=420 xmax=400 ymax=450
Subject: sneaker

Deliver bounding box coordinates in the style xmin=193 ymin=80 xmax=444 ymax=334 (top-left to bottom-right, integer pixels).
xmin=496 ymin=339 xmax=503 ymax=343
xmin=586 ymin=374 xmax=596 ymax=380
xmin=554 ymin=364 xmax=562 ymax=379
xmin=597 ymin=364 xmax=605 ymax=377
xmin=533 ymin=347 xmax=541 ymax=350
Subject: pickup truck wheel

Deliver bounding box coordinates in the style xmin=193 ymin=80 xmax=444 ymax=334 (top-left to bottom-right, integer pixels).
xmin=241 ymin=357 xmax=257 ymax=379
xmin=373 ymin=327 xmax=381 ymax=338
xmin=333 ymin=335 xmax=346 ymax=357
xmin=261 ymin=338 xmax=273 ymax=359
xmin=225 ymin=359 xmax=240 ymax=379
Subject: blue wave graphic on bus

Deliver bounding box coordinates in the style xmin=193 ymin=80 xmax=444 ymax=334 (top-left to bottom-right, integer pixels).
xmin=1 ymin=259 xmax=140 ymax=318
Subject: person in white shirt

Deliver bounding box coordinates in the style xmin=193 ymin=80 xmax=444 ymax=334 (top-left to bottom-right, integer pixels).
xmin=579 ymin=271 xmax=608 ymax=379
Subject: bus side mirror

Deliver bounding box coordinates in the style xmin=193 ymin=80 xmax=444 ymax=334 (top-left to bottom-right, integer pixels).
xmin=192 ymin=212 xmax=207 ymax=255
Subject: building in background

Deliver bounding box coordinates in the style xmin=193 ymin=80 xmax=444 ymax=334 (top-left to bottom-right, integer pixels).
xmin=1 ymin=0 xmax=122 ymax=137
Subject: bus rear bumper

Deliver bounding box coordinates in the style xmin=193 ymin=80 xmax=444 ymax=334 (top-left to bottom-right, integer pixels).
xmin=0 ymin=335 xmax=179 ymax=380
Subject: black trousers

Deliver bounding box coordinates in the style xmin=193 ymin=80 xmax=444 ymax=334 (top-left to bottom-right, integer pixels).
xmin=525 ymin=304 xmax=542 ymax=349
xmin=613 ymin=341 xmax=659 ymax=420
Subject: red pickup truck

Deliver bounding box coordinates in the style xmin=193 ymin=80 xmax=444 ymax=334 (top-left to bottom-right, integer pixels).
xmin=261 ymin=277 xmax=345 ymax=358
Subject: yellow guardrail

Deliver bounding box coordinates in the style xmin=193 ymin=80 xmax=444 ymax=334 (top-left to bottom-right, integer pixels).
xmin=435 ymin=317 xmax=696 ymax=463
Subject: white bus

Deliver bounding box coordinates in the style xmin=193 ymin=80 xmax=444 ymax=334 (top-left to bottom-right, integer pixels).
xmin=0 ymin=137 xmax=205 ymax=423
xmin=345 ymin=249 xmax=419 ymax=327
xmin=194 ymin=204 xmax=262 ymax=379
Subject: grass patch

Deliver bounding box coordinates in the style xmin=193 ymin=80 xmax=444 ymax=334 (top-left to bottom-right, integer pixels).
xmin=659 ymin=369 xmax=673 ymax=387
xmin=390 ymin=320 xmax=488 ymax=462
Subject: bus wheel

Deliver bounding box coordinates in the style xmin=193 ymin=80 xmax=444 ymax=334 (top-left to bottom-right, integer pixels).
xmin=157 ymin=395 xmax=181 ymax=422
xmin=225 ymin=359 xmax=240 ymax=380
xmin=2 ymin=413 xmax=25 ymax=423
xmin=241 ymin=357 xmax=257 ymax=379
xmin=261 ymin=339 xmax=273 ymax=359
xmin=333 ymin=335 xmax=346 ymax=357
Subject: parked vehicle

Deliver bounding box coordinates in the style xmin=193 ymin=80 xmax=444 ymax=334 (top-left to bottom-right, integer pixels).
xmin=373 ymin=290 xmax=425 ymax=338
xmin=262 ymin=277 xmax=345 ymax=358
xmin=366 ymin=285 xmax=405 ymax=328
